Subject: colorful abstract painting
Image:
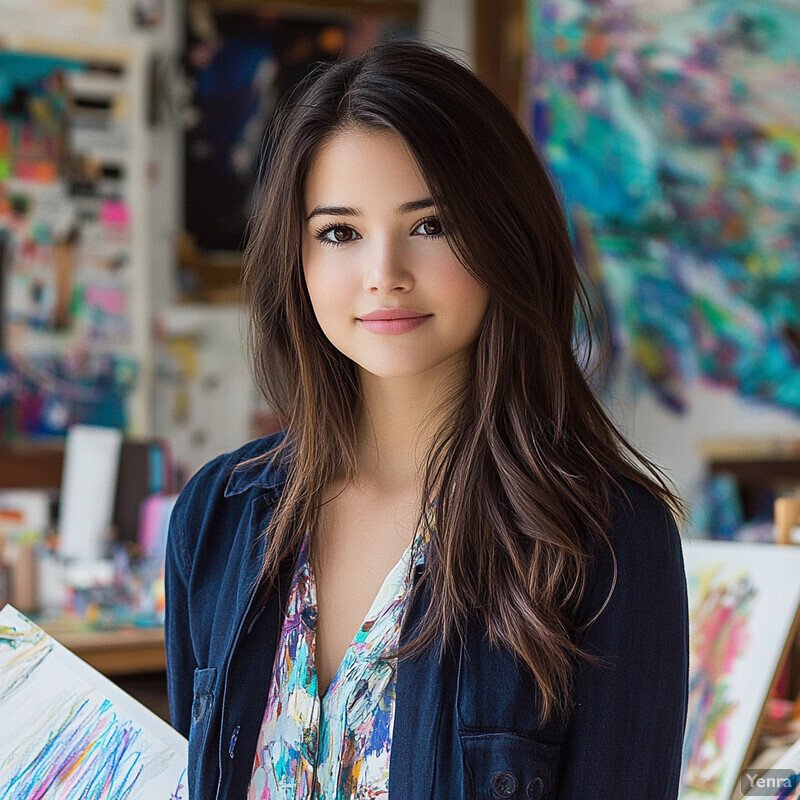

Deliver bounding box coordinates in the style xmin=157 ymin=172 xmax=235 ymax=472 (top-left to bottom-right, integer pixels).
xmin=0 ymin=605 xmax=187 ymax=799
xmin=683 ymin=566 xmax=755 ymax=793
xmin=680 ymin=541 xmax=800 ymax=800
xmin=529 ymin=0 xmax=800 ymax=415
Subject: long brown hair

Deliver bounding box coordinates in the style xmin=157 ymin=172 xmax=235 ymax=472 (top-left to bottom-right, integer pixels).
xmin=239 ymin=40 xmax=685 ymax=727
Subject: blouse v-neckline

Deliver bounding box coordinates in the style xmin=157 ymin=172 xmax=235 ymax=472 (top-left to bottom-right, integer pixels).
xmin=302 ymin=523 xmax=424 ymax=702
xmin=246 ymin=499 xmax=435 ymax=800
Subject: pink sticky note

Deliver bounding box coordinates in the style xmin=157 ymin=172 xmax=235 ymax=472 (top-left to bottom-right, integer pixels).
xmin=100 ymin=200 xmax=131 ymax=227
xmin=138 ymin=494 xmax=163 ymax=556
xmin=86 ymin=284 xmax=127 ymax=315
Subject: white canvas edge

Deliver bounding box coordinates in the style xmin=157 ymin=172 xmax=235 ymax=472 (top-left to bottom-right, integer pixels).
xmin=770 ymin=737 xmax=800 ymax=772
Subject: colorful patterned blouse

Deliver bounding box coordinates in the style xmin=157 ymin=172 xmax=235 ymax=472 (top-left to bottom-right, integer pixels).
xmin=247 ymin=504 xmax=433 ymax=799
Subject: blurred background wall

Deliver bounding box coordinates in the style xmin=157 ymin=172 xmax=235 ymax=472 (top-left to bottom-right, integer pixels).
xmin=1 ymin=0 xmax=799 ymax=542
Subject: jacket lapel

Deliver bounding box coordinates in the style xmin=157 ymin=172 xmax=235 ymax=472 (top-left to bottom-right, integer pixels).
xmin=217 ymin=490 xmax=296 ymax=799
xmin=389 ymin=567 xmax=449 ymax=800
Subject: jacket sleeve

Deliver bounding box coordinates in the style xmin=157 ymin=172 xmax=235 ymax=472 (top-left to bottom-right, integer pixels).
xmin=164 ymin=487 xmax=197 ymax=738
xmin=555 ymin=486 xmax=689 ymax=799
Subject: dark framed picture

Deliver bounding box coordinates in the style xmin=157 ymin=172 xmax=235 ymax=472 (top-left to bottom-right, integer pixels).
xmin=183 ymin=6 xmax=416 ymax=255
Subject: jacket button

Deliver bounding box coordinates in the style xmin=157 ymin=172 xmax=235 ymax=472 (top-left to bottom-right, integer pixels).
xmin=526 ymin=777 xmax=544 ymax=799
xmin=491 ymin=771 xmax=518 ymax=798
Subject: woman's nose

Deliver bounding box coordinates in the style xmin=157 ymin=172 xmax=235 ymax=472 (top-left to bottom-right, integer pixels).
xmin=362 ymin=236 xmax=413 ymax=292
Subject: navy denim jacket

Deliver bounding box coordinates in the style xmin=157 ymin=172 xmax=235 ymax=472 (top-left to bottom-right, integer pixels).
xmin=165 ymin=431 xmax=689 ymax=800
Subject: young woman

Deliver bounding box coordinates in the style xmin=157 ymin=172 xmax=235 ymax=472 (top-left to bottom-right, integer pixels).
xmin=165 ymin=40 xmax=689 ymax=800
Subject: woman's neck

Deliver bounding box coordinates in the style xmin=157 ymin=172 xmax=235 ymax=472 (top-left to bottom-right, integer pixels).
xmin=353 ymin=354 xmax=467 ymax=494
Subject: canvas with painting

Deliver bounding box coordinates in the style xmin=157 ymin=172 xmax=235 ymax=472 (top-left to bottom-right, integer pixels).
xmin=529 ymin=0 xmax=800 ymax=416
xmin=0 ymin=605 xmax=187 ymax=799
xmin=680 ymin=540 xmax=800 ymax=800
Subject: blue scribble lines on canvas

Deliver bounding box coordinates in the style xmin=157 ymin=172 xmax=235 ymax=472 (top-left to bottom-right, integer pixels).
xmin=1 ymin=693 xmax=183 ymax=799
xmin=0 ymin=610 xmax=187 ymax=800
xmin=170 ymin=768 xmax=187 ymax=800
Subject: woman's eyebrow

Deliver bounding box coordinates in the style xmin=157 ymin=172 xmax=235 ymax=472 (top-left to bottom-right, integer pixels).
xmin=306 ymin=198 xmax=435 ymax=223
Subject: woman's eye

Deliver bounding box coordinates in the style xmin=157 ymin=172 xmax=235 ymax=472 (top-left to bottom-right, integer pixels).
xmin=316 ymin=225 xmax=360 ymax=246
xmin=314 ymin=218 xmax=443 ymax=246
xmin=413 ymin=217 xmax=444 ymax=238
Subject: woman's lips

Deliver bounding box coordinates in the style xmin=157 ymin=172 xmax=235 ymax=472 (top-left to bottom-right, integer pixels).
xmin=357 ymin=315 xmax=432 ymax=334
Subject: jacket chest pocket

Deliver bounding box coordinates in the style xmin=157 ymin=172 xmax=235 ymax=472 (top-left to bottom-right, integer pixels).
xmin=189 ymin=667 xmax=217 ymax=788
xmin=460 ymin=732 xmax=561 ymax=800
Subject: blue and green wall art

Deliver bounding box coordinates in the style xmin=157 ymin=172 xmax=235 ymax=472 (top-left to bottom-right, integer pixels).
xmin=529 ymin=0 xmax=800 ymax=414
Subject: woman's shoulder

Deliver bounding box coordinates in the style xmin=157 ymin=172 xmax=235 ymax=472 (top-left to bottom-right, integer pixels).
xmin=578 ymin=473 xmax=686 ymax=625
xmin=605 ymin=472 xmax=684 ymax=568
xmin=175 ymin=430 xmax=288 ymax=506
xmin=167 ymin=431 xmax=289 ymax=562
xmin=606 ymin=473 xmax=680 ymax=541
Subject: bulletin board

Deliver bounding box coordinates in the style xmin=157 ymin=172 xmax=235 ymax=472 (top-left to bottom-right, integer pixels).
xmin=0 ymin=0 xmax=181 ymax=442
xmin=0 ymin=49 xmax=139 ymax=439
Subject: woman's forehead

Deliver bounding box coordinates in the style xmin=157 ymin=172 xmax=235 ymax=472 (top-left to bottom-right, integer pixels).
xmin=304 ymin=128 xmax=430 ymax=211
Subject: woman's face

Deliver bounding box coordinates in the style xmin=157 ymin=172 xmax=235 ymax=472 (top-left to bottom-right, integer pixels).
xmin=301 ymin=127 xmax=490 ymax=382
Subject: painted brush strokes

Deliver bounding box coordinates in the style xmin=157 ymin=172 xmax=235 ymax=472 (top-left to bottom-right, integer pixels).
xmin=0 ymin=605 xmax=187 ymax=800
xmin=679 ymin=541 xmax=800 ymax=800
xmin=529 ymin=0 xmax=800 ymax=414
xmin=682 ymin=566 xmax=754 ymax=794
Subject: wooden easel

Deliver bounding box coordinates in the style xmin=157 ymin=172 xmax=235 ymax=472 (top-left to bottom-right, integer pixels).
xmin=776 ymin=497 xmax=800 ymax=546
xmin=775 ymin=497 xmax=800 ymax=705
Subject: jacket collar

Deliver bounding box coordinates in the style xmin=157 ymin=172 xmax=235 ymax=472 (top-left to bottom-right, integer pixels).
xmin=223 ymin=433 xmax=291 ymax=497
